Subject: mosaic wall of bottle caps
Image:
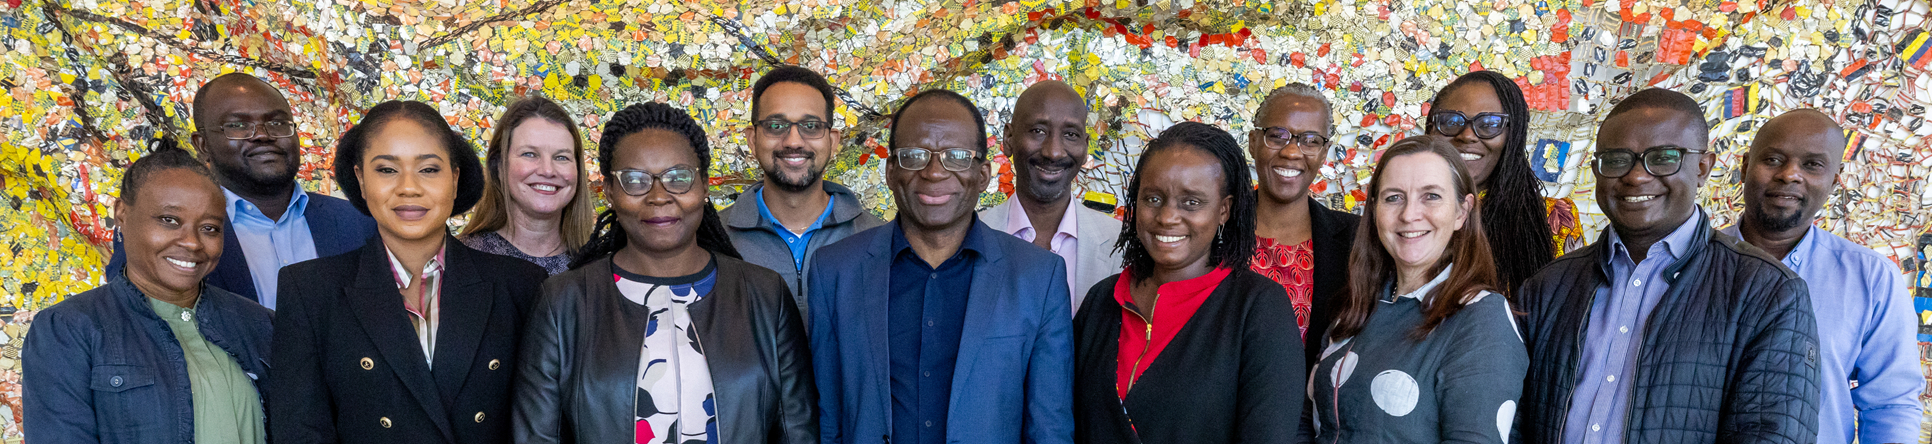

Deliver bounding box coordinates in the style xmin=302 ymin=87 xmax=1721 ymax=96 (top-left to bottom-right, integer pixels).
xmin=3 ymin=0 xmax=1931 ymax=439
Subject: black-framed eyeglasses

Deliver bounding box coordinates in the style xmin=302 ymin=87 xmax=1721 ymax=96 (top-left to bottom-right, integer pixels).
xmin=1427 ymin=111 xmax=1510 ymax=140
xmin=1591 ymin=146 xmax=1711 ymax=178
xmin=892 ymin=147 xmax=984 ymax=172
xmin=610 ymin=166 xmax=699 ymax=195
xmin=218 ymin=120 xmax=296 ymax=140
xmin=1254 ymin=127 xmax=1329 ymax=155
xmin=756 ymin=118 xmax=829 ymax=140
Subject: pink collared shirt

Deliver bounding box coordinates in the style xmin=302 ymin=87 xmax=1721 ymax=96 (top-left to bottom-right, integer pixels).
xmin=386 ymin=245 xmax=447 ymax=367
xmin=995 ymin=198 xmax=1081 ymax=303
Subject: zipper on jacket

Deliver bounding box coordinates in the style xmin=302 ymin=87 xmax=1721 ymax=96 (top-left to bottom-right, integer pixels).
xmin=1119 ymin=293 xmax=1158 ymax=444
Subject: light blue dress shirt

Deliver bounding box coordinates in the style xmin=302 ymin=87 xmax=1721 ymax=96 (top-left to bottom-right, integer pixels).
xmin=1563 ymin=209 xmax=1703 ymax=444
xmin=1720 ymin=224 xmax=1925 ymax=444
xmin=224 ymin=185 xmax=317 ymax=310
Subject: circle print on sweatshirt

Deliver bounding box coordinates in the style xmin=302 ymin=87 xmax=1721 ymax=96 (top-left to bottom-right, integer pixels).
xmin=1369 ymin=370 xmax=1419 ymax=416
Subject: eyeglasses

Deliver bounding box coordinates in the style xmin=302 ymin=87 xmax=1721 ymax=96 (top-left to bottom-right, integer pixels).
xmin=1427 ymin=111 xmax=1510 ymax=140
xmin=1591 ymin=146 xmax=1710 ymax=178
xmin=893 ymin=147 xmax=984 ymax=172
xmin=610 ymin=166 xmax=699 ymax=195
xmin=755 ymin=118 xmax=829 ymax=140
xmin=218 ymin=120 xmax=296 ymax=140
xmin=1254 ymin=127 xmax=1329 ymax=155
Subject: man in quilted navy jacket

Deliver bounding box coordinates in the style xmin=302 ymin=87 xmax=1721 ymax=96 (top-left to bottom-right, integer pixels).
xmin=1516 ymin=88 xmax=1821 ymax=444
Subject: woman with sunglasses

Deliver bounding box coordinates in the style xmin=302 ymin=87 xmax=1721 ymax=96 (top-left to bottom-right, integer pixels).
xmin=269 ymin=101 xmax=545 ymax=444
xmin=1424 ymin=71 xmax=1585 ymax=295
xmin=513 ymin=102 xmax=815 ymax=444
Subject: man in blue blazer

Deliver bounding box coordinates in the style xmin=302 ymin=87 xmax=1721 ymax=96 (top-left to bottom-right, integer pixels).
xmin=809 ymin=89 xmax=1074 ymax=444
xmin=107 ymin=73 xmax=375 ymax=308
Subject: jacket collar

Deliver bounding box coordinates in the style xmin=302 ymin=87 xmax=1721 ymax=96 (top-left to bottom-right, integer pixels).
xmin=1307 ymin=196 xmax=1351 ymax=238
xmin=110 ymin=270 xmax=243 ymax=323
xmin=1592 ymin=208 xmax=1711 ymax=286
xmin=725 ymin=180 xmax=871 ymax=229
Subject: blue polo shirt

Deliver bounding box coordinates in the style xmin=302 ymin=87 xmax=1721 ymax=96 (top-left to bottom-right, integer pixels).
xmin=755 ymin=189 xmax=834 ymax=270
xmin=887 ymin=221 xmax=981 ymax=444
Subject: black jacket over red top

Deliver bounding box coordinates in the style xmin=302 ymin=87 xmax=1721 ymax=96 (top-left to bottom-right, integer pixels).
xmin=1071 ymin=267 xmax=1306 ymax=444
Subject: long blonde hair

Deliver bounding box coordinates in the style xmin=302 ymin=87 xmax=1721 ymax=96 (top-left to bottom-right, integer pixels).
xmin=460 ymin=95 xmax=594 ymax=255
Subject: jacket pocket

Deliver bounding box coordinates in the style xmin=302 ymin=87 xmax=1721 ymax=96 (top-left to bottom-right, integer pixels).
xmin=88 ymin=364 xmax=166 ymax=439
xmin=89 ymin=364 xmax=156 ymax=392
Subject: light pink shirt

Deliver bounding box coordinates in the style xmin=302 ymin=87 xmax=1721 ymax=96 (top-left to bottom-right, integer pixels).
xmin=995 ymin=198 xmax=1081 ymax=303
xmin=386 ymin=245 xmax=446 ymax=368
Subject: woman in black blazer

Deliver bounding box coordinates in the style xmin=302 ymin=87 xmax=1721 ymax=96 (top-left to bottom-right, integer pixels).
xmin=512 ymin=102 xmax=815 ymax=443
xmin=268 ymin=100 xmax=546 ymax=444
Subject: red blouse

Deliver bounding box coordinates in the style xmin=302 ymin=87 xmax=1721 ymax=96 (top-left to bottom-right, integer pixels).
xmin=1250 ymin=236 xmax=1315 ymax=340
xmin=1112 ymin=266 xmax=1233 ymax=398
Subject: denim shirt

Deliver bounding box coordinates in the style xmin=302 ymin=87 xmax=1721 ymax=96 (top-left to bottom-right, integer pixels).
xmin=1563 ymin=209 xmax=1702 ymax=444
xmin=23 ymin=274 xmax=276 ymax=444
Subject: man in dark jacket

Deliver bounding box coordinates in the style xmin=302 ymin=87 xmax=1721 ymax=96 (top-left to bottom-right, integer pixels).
xmin=1516 ymin=88 xmax=1820 ymax=444
xmin=720 ymin=65 xmax=884 ymax=317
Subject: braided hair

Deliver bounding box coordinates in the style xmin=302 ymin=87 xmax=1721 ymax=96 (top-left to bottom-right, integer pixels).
xmin=1429 ymin=71 xmax=1553 ymax=295
xmin=570 ymin=102 xmax=741 ymax=269
xmin=1115 ymin=121 xmax=1257 ymax=283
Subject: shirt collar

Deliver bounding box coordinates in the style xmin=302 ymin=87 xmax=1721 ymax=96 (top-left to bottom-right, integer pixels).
xmin=221 ymin=183 xmax=310 ymax=224
xmin=1717 ymin=223 xmax=1819 ymax=271
xmin=1002 ymin=197 xmax=1081 ymax=244
xmin=385 ymin=244 xmax=448 ymax=289
xmin=1386 ymin=264 xmax=1455 ymax=304
xmin=1609 ymin=207 xmax=1703 ymax=263
xmin=889 ymin=217 xmax=988 ymax=261
xmin=754 ymin=187 xmax=833 ymax=233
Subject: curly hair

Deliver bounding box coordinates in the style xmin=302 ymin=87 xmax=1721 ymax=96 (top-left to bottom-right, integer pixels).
xmin=1114 ymin=121 xmax=1257 ymax=283
xmin=1429 ymin=71 xmax=1553 ymax=295
xmin=331 ymin=100 xmax=487 ymax=216
xmin=570 ymin=102 xmax=741 ymax=269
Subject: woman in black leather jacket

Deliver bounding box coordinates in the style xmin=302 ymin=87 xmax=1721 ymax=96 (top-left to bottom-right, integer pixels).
xmin=511 ymin=102 xmax=816 ymax=444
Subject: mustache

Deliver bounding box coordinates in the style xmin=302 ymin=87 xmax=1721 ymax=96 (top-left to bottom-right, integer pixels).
xmin=1025 ymin=155 xmax=1079 ymax=170
xmin=772 ymin=148 xmax=815 ymax=160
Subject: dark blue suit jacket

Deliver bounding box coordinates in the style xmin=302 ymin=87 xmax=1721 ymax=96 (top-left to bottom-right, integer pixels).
xmin=808 ymin=219 xmax=1074 ymax=444
xmin=106 ymin=192 xmax=376 ymax=303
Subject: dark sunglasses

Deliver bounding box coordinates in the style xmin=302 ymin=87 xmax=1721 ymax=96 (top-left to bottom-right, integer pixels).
xmin=1427 ymin=111 xmax=1510 ymax=140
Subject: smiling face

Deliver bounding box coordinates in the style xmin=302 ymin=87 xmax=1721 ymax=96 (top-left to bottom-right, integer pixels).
xmin=887 ymin=97 xmax=990 ymax=233
xmin=1432 ymin=82 xmax=1506 ymax=187
xmin=751 ymin=81 xmax=838 ymax=193
xmin=1005 ymin=82 xmax=1090 ymax=204
xmin=1133 ymin=146 xmax=1231 ymax=275
xmin=116 ymin=168 xmax=226 ymax=302
xmin=1595 ymin=107 xmax=1712 ymax=243
xmin=1249 ymin=96 xmax=1330 ymax=206
xmin=194 ymin=78 xmax=301 ymax=195
xmin=1742 ymin=111 xmax=1843 ymax=233
xmin=607 ymin=128 xmax=709 ymax=256
xmin=503 ymin=118 xmax=579 ymax=217
xmin=1372 ymin=152 xmax=1473 ymax=277
xmin=357 ymin=118 xmax=459 ymax=244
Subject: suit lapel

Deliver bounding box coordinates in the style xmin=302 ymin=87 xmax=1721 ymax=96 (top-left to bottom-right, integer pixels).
xmin=430 ymin=239 xmax=491 ymax=407
xmin=304 ymin=194 xmax=350 ymax=257
xmin=948 ymin=222 xmax=1009 ymax=416
xmin=213 ymin=218 xmax=261 ymax=300
xmin=347 ymin=243 xmax=456 ymax=442
xmin=861 ymin=225 xmax=895 ymax=414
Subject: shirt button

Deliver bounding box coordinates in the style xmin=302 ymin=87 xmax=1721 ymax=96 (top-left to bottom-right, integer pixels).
xmin=1619 ymin=326 xmax=1629 ymax=333
xmin=929 ymin=273 xmax=937 ymax=279
xmin=1606 ymin=375 xmax=1616 ymax=382
xmin=1591 ymin=424 xmax=1601 ymax=432
xmin=923 ymin=371 xmax=931 ymax=377
xmin=1632 ymin=279 xmax=1642 ymax=287
xmin=927 ymin=320 xmax=934 ymax=327
xmin=925 ymin=421 xmax=933 ymax=427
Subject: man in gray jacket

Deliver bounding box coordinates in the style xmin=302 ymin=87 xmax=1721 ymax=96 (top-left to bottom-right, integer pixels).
xmin=721 ymin=65 xmax=884 ymax=316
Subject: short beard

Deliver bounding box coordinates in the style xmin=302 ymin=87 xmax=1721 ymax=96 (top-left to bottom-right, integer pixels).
xmin=1018 ymin=156 xmax=1078 ymax=204
xmin=1746 ymin=205 xmax=1809 ymax=233
xmin=764 ymin=166 xmax=823 ymax=193
xmin=213 ymin=159 xmax=298 ymax=197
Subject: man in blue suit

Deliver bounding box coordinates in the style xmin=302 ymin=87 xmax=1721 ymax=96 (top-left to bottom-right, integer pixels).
xmin=809 ymin=89 xmax=1074 ymax=444
xmin=108 ymin=73 xmax=374 ymax=308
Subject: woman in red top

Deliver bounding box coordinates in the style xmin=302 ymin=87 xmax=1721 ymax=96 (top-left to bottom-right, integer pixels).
xmin=1072 ymin=122 xmax=1305 ymax=443
xmin=1246 ymin=83 xmax=1361 ymax=366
